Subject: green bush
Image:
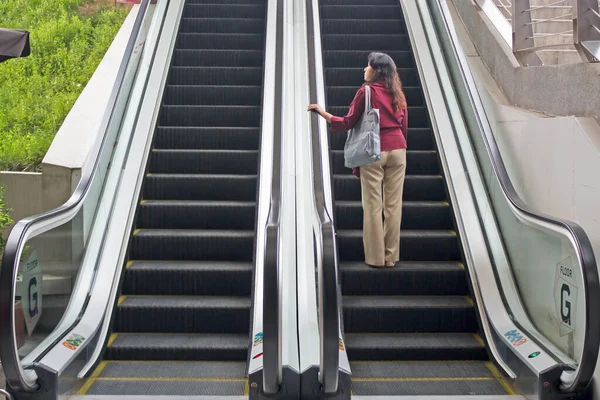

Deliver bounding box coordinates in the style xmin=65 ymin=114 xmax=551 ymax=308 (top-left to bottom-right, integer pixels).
xmin=0 ymin=0 xmax=128 ymax=171
xmin=0 ymin=185 xmax=13 ymax=256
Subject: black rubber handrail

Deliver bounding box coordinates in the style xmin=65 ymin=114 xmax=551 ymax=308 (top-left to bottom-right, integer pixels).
xmin=429 ymin=0 xmax=600 ymax=393
xmin=262 ymin=0 xmax=285 ymax=395
xmin=0 ymin=0 xmax=151 ymax=393
xmin=306 ymin=0 xmax=340 ymax=394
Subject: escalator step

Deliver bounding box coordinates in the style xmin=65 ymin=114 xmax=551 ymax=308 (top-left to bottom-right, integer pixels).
xmin=322 ymin=34 xmax=410 ymax=51
xmin=83 ymin=361 xmax=247 ymax=396
xmin=325 ymin=67 xmax=418 ymax=87
xmin=335 ymin=201 xmax=452 ymax=230
xmin=349 ymin=361 xmax=509 ymax=396
xmin=328 ymin=106 xmax=428 ymax=128
xmin=130 ymin=229 xmax=254 ymax=261
xmin=324 ymin=50 xmax=415 ymax=68
xmin=169 ymin=67 xmax=263 ymax=86
xmin=172 ymin=49 xmax=264 ymax=67
xmin=340 ymin=261 xmax=467 ymax=296
xmin=106 ymin=333 xmax=249 ymax=361
xmin=177 ymin=33 xmax=265 ymax=50
xmin=116 ymin=296 xmax=251 ymax=333
xmin=122 ymin=261 xmax=253 ymax=296
xmin=186 ymin=0 xmax=265 ymax=3
xmin=164 ymin=85 xmax=262 ymax=106
xmin=154 ymin=127 xmax=259 ymax=150
xmin=330 ymin=150 xmax=439 ymax=175
xmin=333 ymin=175 xmax=445 ymax=202
xmin=137 ymin=201 xmax=256 ymax=230
xmin=320 ymin=5 xmax=403 ymax=19
xmin=330 ymin=127 xmax=434 ymax=151
xmin=343 ymin=296 xmax=477 ymax=332
xmin=328 ymin=86 xmax=423 ymax=107
xmin=159 ymin=105 xmax=261 ymax=127
xmin=344 ymin=333 xmax=487 ymax=360
xmin=149 ymin=149 xmax=259 ymax=174
xmin=336 ymin=230 xmax=460 ymax=262
xmin=184 ymin=4 xmax=266 ymax=19
xmin=321 ymin=0 xmax=398 ymax=4
xmin=144 ymin=174 xmax=257 ymax=201
xmin=322 ymin=19 xmax=406 ymax=34
xmin=179 ymin=18 xmax=265 ymax=34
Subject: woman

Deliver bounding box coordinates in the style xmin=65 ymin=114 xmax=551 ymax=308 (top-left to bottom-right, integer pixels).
xmin=308 ymin=52 xmax=408 ymax=268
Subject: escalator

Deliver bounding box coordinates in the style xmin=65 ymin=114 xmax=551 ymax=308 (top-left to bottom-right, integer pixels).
xmin=318 ymin=0 xmax=514 ymax=396
xmin=76 ymin=0 xmax=267 ymax=396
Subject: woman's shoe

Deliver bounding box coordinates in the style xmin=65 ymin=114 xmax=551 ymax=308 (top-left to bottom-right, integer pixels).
xmin=366 ymin=262 xmax=386 ymax=268
xmin=385 ymin=261 xmax=396 ymax=268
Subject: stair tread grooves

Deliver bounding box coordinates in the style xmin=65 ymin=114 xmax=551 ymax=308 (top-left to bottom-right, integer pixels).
xmin=118 ymin=296 xmax=251 ymax=308
xmin=96 ymin=360 xmax=247 ymax=378
xmin=337 ymin=229 xmax=455 ymax=237
xmin=334 ymin=174 xmax=441 ymax=179
xmin=127 ymin=261 xmax=253 ymax=270
xmin=135 ymin=229 xmax=255 ymax=236
xmin=152 ymin=149 xmax=258 ymax=154
xmin=147 ymin=173 xmax=257 ymax=178
xmin=343 ymin=296 xmax=473 ymax=308
xmin=344 ymin=333 xmax=483 ymax=348
xmin=141 ymin=200 xmax=256 ymax=206
xmin=336 ymin=200 xmax=448 ymax=207
xmin=340 ymin=261 xmax=462 ymax=270
xmin=109 ymin=333 xmax=248 ymax=349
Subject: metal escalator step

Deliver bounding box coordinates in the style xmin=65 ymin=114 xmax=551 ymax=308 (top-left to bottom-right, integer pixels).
xmin=337 ymin=230 xmax=460 ymax=262
xmin=137 ymin=201 xmax=256 ymax=230
xmin=335 ymin=201 xmax=451 ymax=230
xmin=324 ymin=50 xmax=415 ymax=68
xmin=177 ymin=33 xmax=265 ymax=50
xmin=330 ymin=149 xmax=438 ymax=175
xmin=330 ymin=127 xmax=434 ymax=151
xmin=325 ymin=67 xmax=418 ymax=86
xmin=116 ymin=296 xmax=251 ymax=333
xmin=172 ymin=49 xmax=264 ymax=67
xmin=144 ymin=174 xmax=257 ymax=201
xmin=328 ymin=106 xmax=428 ymax=128
xmin=333 ymin=175 xmax=445 ymax=202
xmin=349 ymin=361 xmax=509 ymax=396
xmin=179 ymin=18 xmax=265 ymax=34
xmin=322 ymin=34 xmax=410 ymax=51
xmin=169 ymin=67 xmax=263 ymax=86
xmin=154 ymin=127 xmax=259 ymax=150
xmin=321 ymin=0 xmax=398 ymax=4
xmin=186 ymin=0 xmax=265 ymax=3
xmin=82 ymin=361 xmax=247 ymax=396
xmin=320 ymin=5 xmax=403 ymax=19
xmin=340 ymin=261 xmax=467 ymax=295
xmin=164 ymin=85 xmax=262 ymax=106
xmin=343 ymin=296 xmax=477 ymax=333
xmin=159 ymin=105 xmax=261 ymax=127
xmin=345 ymin=333 xmax=487 ymax=361
xmin=149 ymin=149 xmax=259 ymax=174
xmin=184 ymin=4 xmax=266 ymax=19
xmin=130 ymin=229 xmax=254 ymax=261
xmin=328 ymin=86 xmax=423 ymax=107
xmin=322 ymin=19 xmax=405 ymax=35
xmin=107 ymin=333 xmax=248 ymax=361
xmin=123 ymin=261 xmax=253 ymax=296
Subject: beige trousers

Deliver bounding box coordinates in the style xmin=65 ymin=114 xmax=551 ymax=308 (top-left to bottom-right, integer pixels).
xmin=359 ymin=148 xmax=407 ymax=266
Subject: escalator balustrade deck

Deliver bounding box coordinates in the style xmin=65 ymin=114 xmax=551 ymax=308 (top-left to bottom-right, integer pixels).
xmin=319 ymin=0 xmax=515 ymax=396
xmin=78 ymin=0 xmax=266 ymax=396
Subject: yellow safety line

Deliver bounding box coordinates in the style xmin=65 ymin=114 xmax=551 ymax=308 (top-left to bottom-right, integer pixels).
xmin=118 ymin=296 xmax=127 ymax=306
xmin=243 ymin=379 xmax=249 ymax=395
xmin=93 ymin=377 xmax=246 ymax=382
xmin=77 ymin=361 xmax=108 ymax=395
xmin=133 ymin=229 xmax=141 ymax=236
xmin=464 ymin=296 xmax=474 ymax=306
xmin=107 ymin=333 xmax=118 ymax=347
xmin=457 ymin=262 xmax=465 ymax=269
xmin=449 ymin=230 xmax=457 ymax=236
xmin=352 ymin=377 xmax=495 ymax=382
xmin=473 ymin=333 xmax=485 ymax=347
xmin=99 ymin=359 xmax=244 ymax=364
xmin=485 ymin=361 xmax=517 ymax=395
xmin=125 ymin=261 xmax=134 ymax=269
xmin=140 ymin=200 xmax=147 ymax=205
xmin=351 ymin=360 xmax=481 ymax=364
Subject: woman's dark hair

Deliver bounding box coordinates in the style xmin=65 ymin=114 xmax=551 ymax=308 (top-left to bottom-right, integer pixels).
xmin=365 ymin=52 xmax=407 ymax=111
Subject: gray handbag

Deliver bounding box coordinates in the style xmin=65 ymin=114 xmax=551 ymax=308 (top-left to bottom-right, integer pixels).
xmin=343 ymin=85 xmax=381 ymax=168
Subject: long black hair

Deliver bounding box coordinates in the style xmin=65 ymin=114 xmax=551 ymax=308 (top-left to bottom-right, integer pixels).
xmin=365 ymin=52 xmax=407 ymax=111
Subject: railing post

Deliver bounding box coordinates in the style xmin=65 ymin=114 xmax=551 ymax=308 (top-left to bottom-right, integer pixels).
xmin=573 ymin=0 xmax=600 ymax=61
xmin=512 ymin=0 xmax=536 ymax=51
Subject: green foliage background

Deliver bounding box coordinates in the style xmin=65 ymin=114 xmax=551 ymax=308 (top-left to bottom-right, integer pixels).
xmin=0 ymin=0 xmax=127 ymax=171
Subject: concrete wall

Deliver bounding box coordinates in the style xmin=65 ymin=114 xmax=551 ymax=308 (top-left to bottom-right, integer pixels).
xmin=451 ymin=0 xmax=600 ymax=122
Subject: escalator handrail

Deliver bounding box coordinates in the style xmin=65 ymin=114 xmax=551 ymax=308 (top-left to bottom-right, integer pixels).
xmin=432 ymin=0 xmax=600 ymax=392
xmin=261 ymin=0 xmax=285 ymax=394
xmin=0 ymin=0 xmax=151 ymax=392
xmin=306 ymin=0 xmax=340 ymax=394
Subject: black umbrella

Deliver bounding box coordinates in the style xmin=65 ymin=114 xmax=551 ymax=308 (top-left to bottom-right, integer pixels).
xmin=0 ymin=28 xmax=31 ymax=64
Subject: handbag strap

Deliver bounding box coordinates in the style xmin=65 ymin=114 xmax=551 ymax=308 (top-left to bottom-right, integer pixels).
xmin=364 ymin=85 xmax=372 ymax=112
